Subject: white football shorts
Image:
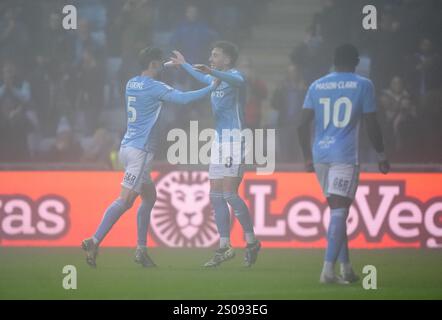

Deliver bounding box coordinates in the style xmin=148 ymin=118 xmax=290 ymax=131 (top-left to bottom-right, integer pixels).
xmin=314 ymin=163 xmax=360 ymax=199
xmin=119 ymin=145 xmax=154 ymax=193
xmin=208 ymin=140 xmax=246 ymax=179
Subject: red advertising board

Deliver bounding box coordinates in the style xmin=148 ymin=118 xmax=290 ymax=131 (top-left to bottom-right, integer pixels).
xmin=0 ymin=171 xmax=441 ymax=248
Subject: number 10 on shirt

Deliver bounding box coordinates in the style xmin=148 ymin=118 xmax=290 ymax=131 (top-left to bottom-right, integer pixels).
xmin=319 ymin=97 xmax=352 ymax=129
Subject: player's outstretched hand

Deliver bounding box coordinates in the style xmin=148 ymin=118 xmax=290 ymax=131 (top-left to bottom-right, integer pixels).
xmin=193 ymin=64 xmax=212 ymax=74
xmin=304 ymin=160 xmax=314 ymax=172
xmin=167 ymin=50 xmax=186 ymax=67
xmin=378 ymin=160 xmax=390 ymax=174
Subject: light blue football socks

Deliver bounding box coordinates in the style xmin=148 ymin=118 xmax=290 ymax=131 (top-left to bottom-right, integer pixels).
xmin=94 ymin=198 xmax=130 ymax=244
xmin=223 ymin=192 xmax=256 ymax=244
xmin=137 ymin=198 xmax=155 ymax=247
xmin=323 ymin=208 xmax=348 ymax=275
xmin=210 ymin=191 xmax=257 ymax=248
xmin=210 ymin=191 xmax=231 ymax=248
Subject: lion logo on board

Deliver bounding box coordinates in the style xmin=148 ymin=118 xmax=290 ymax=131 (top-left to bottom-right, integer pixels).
xmin=150 ymin=171 xmax=220 ymax=247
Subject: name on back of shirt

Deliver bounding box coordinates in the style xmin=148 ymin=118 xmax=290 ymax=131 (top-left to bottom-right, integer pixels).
xmin=315 ymin=81 xmax=358 ymax=90
xmin=127 ymin=81 xmax=144 ymax=90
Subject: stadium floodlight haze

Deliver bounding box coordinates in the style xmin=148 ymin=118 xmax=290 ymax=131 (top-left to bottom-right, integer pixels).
xmin=0 ymin=0 xmax=441 ymax=311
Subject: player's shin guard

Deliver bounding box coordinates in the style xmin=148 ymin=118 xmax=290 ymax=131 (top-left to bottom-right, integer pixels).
xmin=137 ymin=198 xmax=155 ymax=247
xmin=223 ymin=192 xmax=255 ymax=241
xmin=94 ymin=198 xmax=130 ymax=244
xmin=325 ymin=208 xmax=348 ymax=266
xmin=210 ymin=191 xmax=231 ymax=246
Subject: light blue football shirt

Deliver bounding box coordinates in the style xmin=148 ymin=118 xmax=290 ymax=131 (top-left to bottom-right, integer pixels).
xmin=210 ymin=69 xmax=246 ymax=141
xmin=303 ymin=72 xmax=376 ymax=164
xmin=121 ymin=76 xmax=172 ymax=152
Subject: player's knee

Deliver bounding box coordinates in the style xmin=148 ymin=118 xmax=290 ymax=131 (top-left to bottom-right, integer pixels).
xmin=222 ymin=178 xmax=241 ymax=194
xmin=124 ymin=199 xmax=135 ymax=210
xmin=141 ymin=183 xmax=157 ymax=203
xmin=210 ymin=180 xmax=223 ymax=193
xmin=328 ymin=195 xmax=352 ymax=209
xmin=119 ymin=195 xmax=136 ymax=209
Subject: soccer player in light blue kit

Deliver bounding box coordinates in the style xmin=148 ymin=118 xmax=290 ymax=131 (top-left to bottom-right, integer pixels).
xmin=298 ymin=44 xmax=390 ymax=284
xmin=82 ymin=47 xmax=218 ymax=268
xmin=169 ymin=41 xmax=261 ymax=267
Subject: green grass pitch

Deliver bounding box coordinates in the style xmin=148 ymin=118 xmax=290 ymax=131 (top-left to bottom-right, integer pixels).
xmin=1 ymin=248 xmax=441 ymax=299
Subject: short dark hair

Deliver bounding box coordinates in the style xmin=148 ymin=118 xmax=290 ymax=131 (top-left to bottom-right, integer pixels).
xmin=334 ymin=44 xmax=359 ymax=69
xmin=212 ymin=41 xmax=239 ymax=67
xmin=138 ymin=46 xmax=163 ymax=70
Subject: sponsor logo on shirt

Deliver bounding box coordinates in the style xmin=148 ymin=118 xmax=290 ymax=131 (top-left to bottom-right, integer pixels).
xmin=318 ymin=136 xmax=336 ymax=149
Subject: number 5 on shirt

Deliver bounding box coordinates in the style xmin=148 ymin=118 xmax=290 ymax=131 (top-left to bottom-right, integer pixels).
xmin=127 ymin=96 xmax=137 ymax=123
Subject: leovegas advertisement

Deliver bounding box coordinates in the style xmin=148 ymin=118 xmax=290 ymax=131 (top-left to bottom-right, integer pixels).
xmin=0 ymin=171 xmax=441 ymax=249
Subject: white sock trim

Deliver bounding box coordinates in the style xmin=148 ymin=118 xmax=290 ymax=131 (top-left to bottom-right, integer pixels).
xmin=220 ymin=237 xmax=230 ymax=248
xmin=340 ymin=262 xmax=353 ymax=274
xmin=322 ymin=261 xmax=334 ymax=275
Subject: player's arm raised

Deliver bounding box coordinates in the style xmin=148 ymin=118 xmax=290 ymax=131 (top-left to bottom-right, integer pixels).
xmin=297 ymin=109 xmax=315 ymax=172
xmin=168 ymin=50 xmax=213 ymax=85
xmin=194 ymin=64 xmax=245 ymax=87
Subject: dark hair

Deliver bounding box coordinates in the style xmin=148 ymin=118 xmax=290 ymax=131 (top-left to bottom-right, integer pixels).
xmin=212 ymin=41 xmax=239 ymax=67
xmin=334 ymin=44 xmax=359 ymax=69
xmin=138 ymin=47 xmax=163 ymax=70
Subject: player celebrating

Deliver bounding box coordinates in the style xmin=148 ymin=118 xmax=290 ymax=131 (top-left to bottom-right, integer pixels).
xmin=297 ymin=44 xmax=390 ymax=284
xmin=169 ymin=41 xmax=261 ymax=267
xmin=82 ymin=47 xmax=219 ymax=268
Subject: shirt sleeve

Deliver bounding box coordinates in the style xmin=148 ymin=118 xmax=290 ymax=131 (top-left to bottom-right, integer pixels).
xmin=362 ymin=80 xmax=376 ymax=113
xmin=210 ymin=69 xmax=245 ymax=87
xmin=150 ymin=81 xmax=174 ymax=101
xmin=182 ymin=63 xmax=213 ymax=85
xmin=302 ymin=85 xmax=314 ymax=110
xmin=160 ymin=85 xmax=214 ymax=105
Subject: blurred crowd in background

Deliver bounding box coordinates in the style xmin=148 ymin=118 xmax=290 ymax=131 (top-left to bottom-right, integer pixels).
xmin=285 ymin=0 xmax=442 ymax=164
xmin=0 ymin=0 xmax=441 ymax=168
